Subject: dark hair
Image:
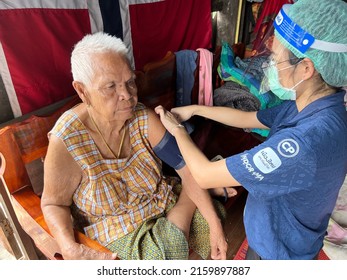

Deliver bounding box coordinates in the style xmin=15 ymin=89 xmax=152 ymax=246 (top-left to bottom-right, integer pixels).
xmin=288 ymin=50 xmax=304 ymax=65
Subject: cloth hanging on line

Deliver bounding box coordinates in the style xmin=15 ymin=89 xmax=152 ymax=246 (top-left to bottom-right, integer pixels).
xmin=196 ymin=48 xmax=213 ymax=106
xmin=175 ymin=50 xmax=198 ymax=107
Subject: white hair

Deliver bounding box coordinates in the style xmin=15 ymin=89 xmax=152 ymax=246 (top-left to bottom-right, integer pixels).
xmin=71 ymin=32 xmax=129 ymax=85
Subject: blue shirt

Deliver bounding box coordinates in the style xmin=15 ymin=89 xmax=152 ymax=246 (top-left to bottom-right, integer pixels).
xmin=226 ymin=90 xmax=347 ymax=259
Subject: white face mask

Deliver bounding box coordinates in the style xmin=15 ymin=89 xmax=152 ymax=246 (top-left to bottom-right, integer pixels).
xmin=261 ymin=59 xmax=304 ymax=100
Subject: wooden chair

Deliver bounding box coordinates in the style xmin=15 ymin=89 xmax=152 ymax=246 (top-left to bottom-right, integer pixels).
xmin=0 ymin=96 xmax=111 ymax=259
xmin=0 ymin=153 xmax=39 ymax=259
xmin=135 ymin=51 xmax=176 ymax=111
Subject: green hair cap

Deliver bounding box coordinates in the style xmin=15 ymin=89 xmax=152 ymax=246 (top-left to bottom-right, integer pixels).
xmin=274 ymin=0 xmax=347 ymax=87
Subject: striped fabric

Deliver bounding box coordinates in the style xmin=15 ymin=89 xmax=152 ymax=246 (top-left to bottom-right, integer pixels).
xmin=50 ymin=103 xmax=175 ymax=246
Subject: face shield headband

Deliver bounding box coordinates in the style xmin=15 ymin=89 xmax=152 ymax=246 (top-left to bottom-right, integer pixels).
xmin=274 ymin=4 xmax=347 ymax=54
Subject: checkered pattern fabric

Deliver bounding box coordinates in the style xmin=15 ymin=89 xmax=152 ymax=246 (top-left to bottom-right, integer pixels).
xmin=50 ymin=103 xmax=226 ymax=259
xmin=50 ymin=103 xmax=174 ymax=245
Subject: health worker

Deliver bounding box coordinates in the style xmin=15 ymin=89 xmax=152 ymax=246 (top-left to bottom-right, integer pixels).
xmin=155 ymin=0 xmax=347 ymax=259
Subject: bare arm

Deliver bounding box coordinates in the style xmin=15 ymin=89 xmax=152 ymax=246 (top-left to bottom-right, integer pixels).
xmin=147 ymin=108 xmax=227 ymax=259
xmin=176 ymin=166 xmax=228 ymax=260
xmin=171 ymin=105 xmax=268 ymax=130
xmin=41 ymin=135 xmax=116 ymax=260
xmin=155 ymin=106 xmax=243 ymax=189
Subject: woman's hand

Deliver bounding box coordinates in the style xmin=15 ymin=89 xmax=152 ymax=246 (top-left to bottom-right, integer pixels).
xmin=209 ymin=222 xmax=228 ymax=260
xmin=155 ymin=105 xmax=183 ymax=135
xmin=61 ymin=242 xmax=118 ymax=260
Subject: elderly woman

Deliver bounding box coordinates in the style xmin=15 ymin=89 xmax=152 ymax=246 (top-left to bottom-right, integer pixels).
xmin=41 ymin=32 xmax=227 ymax=260
xmin=156 ymin=0 xmax=347 ymax=259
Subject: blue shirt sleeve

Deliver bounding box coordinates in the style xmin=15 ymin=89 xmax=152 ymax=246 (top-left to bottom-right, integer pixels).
xmin=226 ymin=128 xmax=317 ymax=199
xmin=257 ymin=101 xmax=291 ymax=128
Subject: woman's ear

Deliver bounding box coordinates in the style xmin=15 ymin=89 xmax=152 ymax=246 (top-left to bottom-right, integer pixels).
xmin=72 ymin=81 xmax=90 ymax=105
xmin=301 ymin=58 xmax=316 ymax=80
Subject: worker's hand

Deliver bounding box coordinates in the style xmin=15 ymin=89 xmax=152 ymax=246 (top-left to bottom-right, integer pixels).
xmin=61 ymin=242 xmax=117 ymax=260
xmin=155 ymin=105 xmax=183 ymax=135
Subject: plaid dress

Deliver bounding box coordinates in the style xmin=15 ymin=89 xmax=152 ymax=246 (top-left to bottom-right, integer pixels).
xmin=50 ymin=103 xmax=223 ymax=259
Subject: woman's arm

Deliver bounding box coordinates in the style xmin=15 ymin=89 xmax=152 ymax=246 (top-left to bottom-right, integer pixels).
xmin=41 ymin=135 xmax=117 ymax=260
xmin=176 ymin=166 xmax=228 ymax=260
xmin=171 ymin=105 xmax=268 ymax=130
xmin=147 ymin=108 xmax=228 ymax=259
xmin=155 ymin=106 xmax=242 ymax=189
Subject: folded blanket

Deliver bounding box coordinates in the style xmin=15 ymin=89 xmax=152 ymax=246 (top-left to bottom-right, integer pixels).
xmin=214 ymin=81 xmax=260 ymax=112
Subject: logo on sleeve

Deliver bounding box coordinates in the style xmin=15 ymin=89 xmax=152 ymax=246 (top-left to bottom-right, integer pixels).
xmin=240 ymin=154 xmax=264 ymax=181
xmin=253 ymin=147 xmax=282 ymax=174
xmin=277 ymin=139 xmax=299 ymax=158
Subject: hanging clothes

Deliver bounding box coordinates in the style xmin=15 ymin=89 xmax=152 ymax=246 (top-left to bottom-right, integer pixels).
xmin=196 ymin=48 xmax=213 ymax=106
xmin=175 ymin=50 xmax=198 ymax=107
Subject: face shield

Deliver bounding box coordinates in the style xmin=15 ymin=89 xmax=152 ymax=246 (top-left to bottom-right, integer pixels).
xmin=259 ymin=40 xmax=304 ymax=99
xmin=217 ymin=5 xmax=296 ymax=106
xmin=257 ymin=4 xmax=347 ymax=100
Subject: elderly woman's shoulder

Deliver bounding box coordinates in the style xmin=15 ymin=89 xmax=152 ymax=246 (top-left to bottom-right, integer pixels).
xmin=51 ymin=104 xmax=86 ymax=135
xmin=134 ymin=102 xmax=154 ymax=116
xmin=135 ymin=102 xmax=146 ymax=111
xmin=134 ymin=102 xmax=159 ymax=123
xmin=69 ymin=103 xmax=88 ymax=120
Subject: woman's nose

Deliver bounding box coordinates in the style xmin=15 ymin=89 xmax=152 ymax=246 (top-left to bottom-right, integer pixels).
xmin=118 ymin=85 xmax=132 ymax=100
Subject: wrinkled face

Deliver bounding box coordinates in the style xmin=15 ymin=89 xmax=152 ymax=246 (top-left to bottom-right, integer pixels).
xmin=86 ymin=51 xmax=138 ymax=121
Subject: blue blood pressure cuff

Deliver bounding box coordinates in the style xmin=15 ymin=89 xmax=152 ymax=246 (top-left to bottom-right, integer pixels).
xmin=153 ymin=130 xmax=186 ymax=170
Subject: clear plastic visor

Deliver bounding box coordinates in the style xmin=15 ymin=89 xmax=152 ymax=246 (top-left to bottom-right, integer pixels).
xmin=259 ymin=36 xmax=303 ymax=94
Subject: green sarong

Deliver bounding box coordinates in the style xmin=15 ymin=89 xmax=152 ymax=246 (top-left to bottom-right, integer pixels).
xmin=106 ymin=184 xmax=225 ymax=260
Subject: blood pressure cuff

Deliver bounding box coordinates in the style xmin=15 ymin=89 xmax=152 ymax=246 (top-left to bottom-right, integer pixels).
xmin=153 ymin=130 xmax=186 ymax=170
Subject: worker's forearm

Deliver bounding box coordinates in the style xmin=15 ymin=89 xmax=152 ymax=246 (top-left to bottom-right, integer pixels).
xmin=173 ymin=128 xmax=212 ymax=187
xmin=186 ymin=185 xmax=222 ymax=227
xmin=177 ymin=166 xmax=221 ymax=226
xmin=191 ymin=105 xmax=264 ymax=129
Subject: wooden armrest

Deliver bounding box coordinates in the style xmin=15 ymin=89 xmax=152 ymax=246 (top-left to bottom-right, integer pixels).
xmin=11 ymin=186 xmax=113 ymax=259
xmin=74 ymin=231 xmax=113 ymax=254
xmin=10 ymin=190 xmax=60 ymax=259
xmin=12 ymin=187 xmax=43 ymax=219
